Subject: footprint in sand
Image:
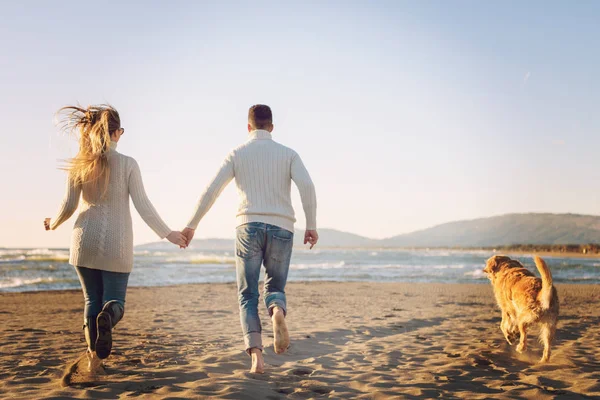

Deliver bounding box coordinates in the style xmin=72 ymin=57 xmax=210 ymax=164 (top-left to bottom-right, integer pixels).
xmin=311 ymin=386 xmax=332 ymax=395
xmin=473 ymin=357 xmax=493 ymax=367
xmin=18 ymin=328 xmax=47 ymax=334
xmin=276 ymin=387 xmax=294 ymax=395
xmin=126 ymin=384 xmax=163 ymax=396
xmin=290 ymin=367 xmax=313 ymax=377
xmin=18 ymin=377 xmax=52 ymax=384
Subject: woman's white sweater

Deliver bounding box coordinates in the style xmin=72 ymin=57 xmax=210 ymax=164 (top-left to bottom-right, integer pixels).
xmin=50 ymin=142 xmax=171 ymax=273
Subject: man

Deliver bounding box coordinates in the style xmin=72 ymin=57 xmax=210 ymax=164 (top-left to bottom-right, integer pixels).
xmin=183 ymin=104 xmax=318 ymax=373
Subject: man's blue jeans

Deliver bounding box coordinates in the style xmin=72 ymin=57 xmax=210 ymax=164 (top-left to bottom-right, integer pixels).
xmin=74 ymin=266 xmax=130 ymax=320
xmin=235 ymin=222 xmax=294 ymax=352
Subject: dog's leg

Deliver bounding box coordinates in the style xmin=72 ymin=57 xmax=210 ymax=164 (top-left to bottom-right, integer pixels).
xmin=539 ymin=323 xmax=555 ymax=363
xmin=507 ymin=313 xmax=519 ymax=344
xmin=501 ymin=312 xmax=513 ymax=345
xmin=516 ymin=321 xmax=528 ymax=353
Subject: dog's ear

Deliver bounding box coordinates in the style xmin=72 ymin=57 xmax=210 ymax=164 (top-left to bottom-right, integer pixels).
xmin=484 ymin=255 xmax=511 ymax=273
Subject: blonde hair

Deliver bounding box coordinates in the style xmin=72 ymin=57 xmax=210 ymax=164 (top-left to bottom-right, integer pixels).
xmin=57 ymin=105 xmax=121 ymax=203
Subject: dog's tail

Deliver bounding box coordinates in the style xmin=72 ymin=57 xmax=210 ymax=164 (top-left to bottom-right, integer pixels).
xmin=534 ymin=256 xmax=554 ymax=310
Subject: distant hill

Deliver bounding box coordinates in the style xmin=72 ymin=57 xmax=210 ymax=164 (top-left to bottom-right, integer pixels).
xmin=137 ymin=238 xmax=234 ymax=251
xmin=136 ymin=228 xmax=374 ymax=250
xmin=135 ymin=213 xmax=600 ymax=250
xmin=381 ymin=213 xmax=600 ymax=247
xmin=293 ymin=228 xmax=376 ymax=248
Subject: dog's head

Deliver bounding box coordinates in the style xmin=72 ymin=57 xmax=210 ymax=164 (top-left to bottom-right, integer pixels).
xmin=483 ymin=255 xmax=513 ymax=280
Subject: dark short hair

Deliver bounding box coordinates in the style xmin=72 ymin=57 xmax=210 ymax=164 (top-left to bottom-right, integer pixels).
xmin=248 ymin=104 xmax=273 ymax=129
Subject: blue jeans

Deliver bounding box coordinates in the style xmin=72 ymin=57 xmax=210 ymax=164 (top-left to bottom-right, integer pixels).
xmin=75 ymin=266 xmax=130 ymax=321
xmin=235 ymin=222 xmax=294 ymax=352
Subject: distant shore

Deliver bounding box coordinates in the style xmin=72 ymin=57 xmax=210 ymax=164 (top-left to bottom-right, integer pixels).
xmin=305 ymin=245 xmax=600 ymax=259
xmin=486 ymin=249 xmax=600 ymax=260
xmin=443 ymin=244 xmax=600 ymax=259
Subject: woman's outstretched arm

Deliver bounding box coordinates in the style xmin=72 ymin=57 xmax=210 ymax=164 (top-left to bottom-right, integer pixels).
xmin=49 ymin=175 xmax=82 ymax=230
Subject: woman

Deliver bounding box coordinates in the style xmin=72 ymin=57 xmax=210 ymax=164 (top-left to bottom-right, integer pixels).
xmin=44 ymin=104 xmax=187 ymax=371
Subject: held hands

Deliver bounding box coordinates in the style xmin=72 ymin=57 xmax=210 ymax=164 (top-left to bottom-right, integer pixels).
xmin=44 ymin=218 xmax=51 ymax=231
xmin=181 ymin=227 xmax=196 ymax=248
xmin=304 ymin=230 xmax=319 ymax=249
xmin=166 ymin=231 xmax=188 ymax=248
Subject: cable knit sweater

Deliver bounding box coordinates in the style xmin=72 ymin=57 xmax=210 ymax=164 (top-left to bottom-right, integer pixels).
xmin=50 ymin=142 xmax=172 ymax=273
xmin=186 ymin=130 xmax=317 ymax=233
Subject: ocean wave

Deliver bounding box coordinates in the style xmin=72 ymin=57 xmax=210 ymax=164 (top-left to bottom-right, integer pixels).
xmin=164 ymin=256 xmax=236 ymax=265
xmin=464 ymin=270 xmax=487 ymax=279
xmin=134 ymin=251 xmax=172 ymax=257
xmin=0 ymin=277 xmax=55 ymax=289
xmin=188 ymin=258 xmax=235 ymax=265
xmin=0 ymin=256 xmax=27 ymax=263
xmin=291 ymin=261 xmax=347 ymax=270
xmin=432 ymin=264 xmax=468 ymax=270
xmin=0 ymin=264 xmax=60 ymax=271
xmin=26 ymin=256 xmax=69 ymax=262
xmin=0 ymin=249 xmax=69 ymax=263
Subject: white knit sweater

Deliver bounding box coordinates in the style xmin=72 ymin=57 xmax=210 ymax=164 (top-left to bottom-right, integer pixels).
xmin=50 ymin=142 xmax=172 ymax=273
xmin=186 ymin=130 xmax=317 ymax=233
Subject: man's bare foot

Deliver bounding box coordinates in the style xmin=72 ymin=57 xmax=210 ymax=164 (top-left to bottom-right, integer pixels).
xmin=272 ymin=306 xmax=290 ymax=354
xmin=250 ymin=348 xmax=264 ymax=374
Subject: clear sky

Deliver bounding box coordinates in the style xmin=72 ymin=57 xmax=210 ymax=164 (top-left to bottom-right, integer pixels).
xmin=1 ymin=1 xmax=598 ymax=248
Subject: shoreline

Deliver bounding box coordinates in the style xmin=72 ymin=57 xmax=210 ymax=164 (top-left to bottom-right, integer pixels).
xmin=4 ymin=277 xmax=599 ymax=296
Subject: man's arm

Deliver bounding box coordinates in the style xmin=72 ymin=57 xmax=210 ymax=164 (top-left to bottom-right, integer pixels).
xmin=291 ymin=152 xmax=318 ymax=248
xmin=183 ymin=154 xmax=235 ymax=243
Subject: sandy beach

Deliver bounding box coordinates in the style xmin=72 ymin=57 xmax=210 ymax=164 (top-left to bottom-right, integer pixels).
xmin=1 ymin=282 xmax=598 ymax=399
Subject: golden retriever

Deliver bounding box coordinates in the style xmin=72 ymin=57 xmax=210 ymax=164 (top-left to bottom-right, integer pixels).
xmin=483 ymin=255 xmax=559 ymax=362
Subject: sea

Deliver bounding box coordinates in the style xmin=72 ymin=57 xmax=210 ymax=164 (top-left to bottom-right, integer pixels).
xmin=1 ymin=247 xmax=599 ymax=292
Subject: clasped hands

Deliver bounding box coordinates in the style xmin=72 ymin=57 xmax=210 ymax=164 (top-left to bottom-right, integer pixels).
xmin=166 ymin=227 xmax=195 ymax=249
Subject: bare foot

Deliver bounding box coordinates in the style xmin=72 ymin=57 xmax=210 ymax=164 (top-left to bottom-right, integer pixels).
xmin=250 ymin=349 xmax=264 ymax=374
xmin=272 ymin=306 xmax=290 ymax=354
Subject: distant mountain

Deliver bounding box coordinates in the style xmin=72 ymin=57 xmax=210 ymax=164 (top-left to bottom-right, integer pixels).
xmin=137 ymin=238 xmax=234 ymax=251
xmin=135 ymin=213 xmax=600 ymax=250
xmin=381 ymin=213 xmax=600 ymax=247
xmin=136 ymin=228 xmax=374 ymax=250
xmin=293 ymin=228 xmax=376 ymax=248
